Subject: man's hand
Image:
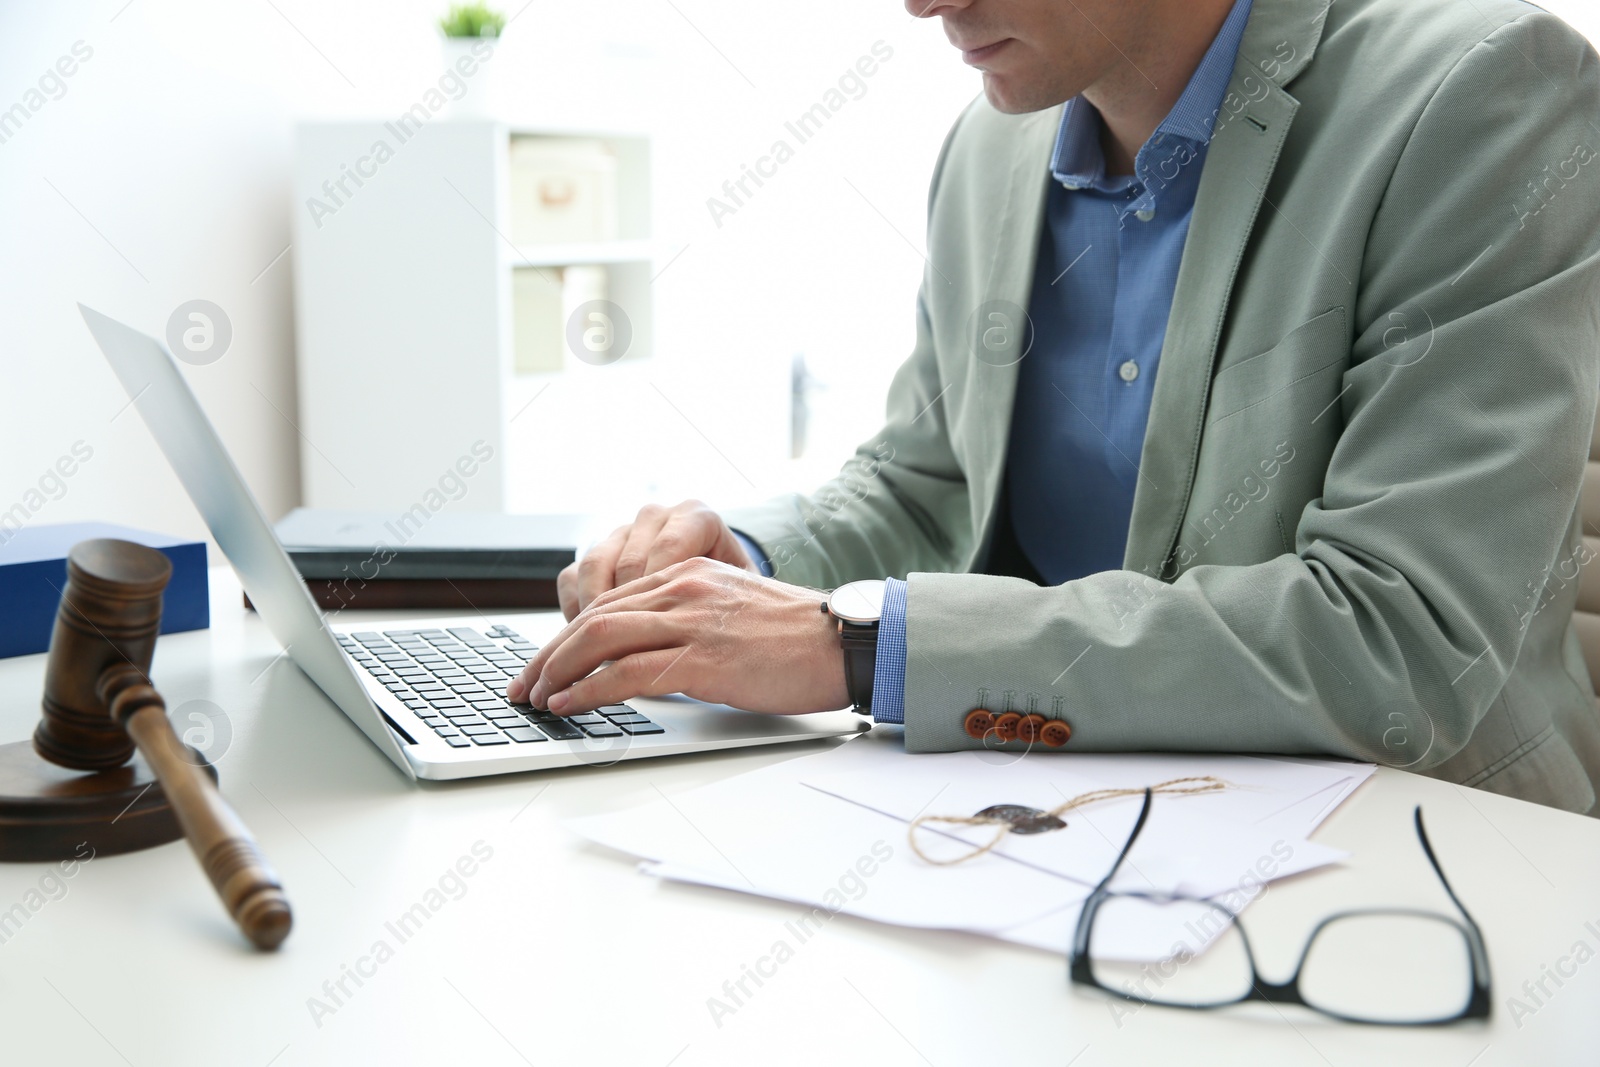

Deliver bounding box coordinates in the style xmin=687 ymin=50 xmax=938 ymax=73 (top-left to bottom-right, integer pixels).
xmin=559 ymin=500 xmax=759 ymax=620
xmin=507 ymin=558 xmax=850 ymax=716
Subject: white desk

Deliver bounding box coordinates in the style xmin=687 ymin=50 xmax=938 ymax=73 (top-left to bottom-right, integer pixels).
xmin=1 ymin=567 xmax=1597 ymax=1066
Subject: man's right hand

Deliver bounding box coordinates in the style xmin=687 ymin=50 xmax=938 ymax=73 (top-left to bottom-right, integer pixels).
xmin=557 ymin=500 xmax=759 ymax=620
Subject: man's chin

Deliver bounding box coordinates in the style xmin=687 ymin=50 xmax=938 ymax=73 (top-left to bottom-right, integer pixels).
xmin=981 ymin=74 xmax=1064 ymax=115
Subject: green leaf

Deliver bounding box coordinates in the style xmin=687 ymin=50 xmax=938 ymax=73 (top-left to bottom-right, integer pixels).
xmin=438 ymin=2 xmax=506 ymax=38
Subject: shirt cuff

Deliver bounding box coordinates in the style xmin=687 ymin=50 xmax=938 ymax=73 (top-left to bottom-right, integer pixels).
xmin=730 ymin=529 xmax=772 ymax=578
xmin=871 ymin=577 xmax=908 ymax=725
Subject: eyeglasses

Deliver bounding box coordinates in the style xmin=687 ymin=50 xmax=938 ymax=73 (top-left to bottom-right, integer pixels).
xmin=1069 ymin=790 xmax=1491 ymax=1026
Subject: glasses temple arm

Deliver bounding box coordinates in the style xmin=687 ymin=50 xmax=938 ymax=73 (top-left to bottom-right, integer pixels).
xmin=1090 ymin=787 xmax=1153 ymax=894
xmin=1412 ymin=805 xmax=1491 ymax=977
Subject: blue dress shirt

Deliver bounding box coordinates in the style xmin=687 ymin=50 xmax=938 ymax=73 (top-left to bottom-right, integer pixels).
xmin=869 ymin=0 xmax=1254 ymax=725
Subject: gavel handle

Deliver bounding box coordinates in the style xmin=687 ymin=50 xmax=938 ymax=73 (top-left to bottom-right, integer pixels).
xmin=101 ymin=669 xmax=293 ymax=950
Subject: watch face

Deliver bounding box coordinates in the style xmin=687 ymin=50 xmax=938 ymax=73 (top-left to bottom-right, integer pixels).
xmin=829 ymin=579 xmax=886 ymax=624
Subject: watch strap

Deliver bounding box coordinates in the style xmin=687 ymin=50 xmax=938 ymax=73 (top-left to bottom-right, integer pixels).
xmin=839 ymin=623 xmax=877 ymax=714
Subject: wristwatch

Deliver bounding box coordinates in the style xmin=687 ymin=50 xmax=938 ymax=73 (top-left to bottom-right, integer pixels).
xmin=823 ymin=580 xmax=885 ymax=715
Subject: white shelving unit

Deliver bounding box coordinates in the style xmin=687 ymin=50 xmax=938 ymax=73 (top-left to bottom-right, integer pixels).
xmin=291 ymin=120 xmax=653 ymax=513
xmin=500 ymin=238 xmax=654 ymax=268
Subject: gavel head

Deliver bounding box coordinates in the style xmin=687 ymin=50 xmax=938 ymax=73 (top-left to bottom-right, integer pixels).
xmin=34 ymin=539 xmax=172 ymax=772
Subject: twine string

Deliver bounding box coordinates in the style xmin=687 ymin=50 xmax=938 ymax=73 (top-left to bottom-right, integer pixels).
xmin=907 ymin=775 xmax=1234 ymax=866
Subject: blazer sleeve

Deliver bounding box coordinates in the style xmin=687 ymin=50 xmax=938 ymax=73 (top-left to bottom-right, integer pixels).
xmin=720 ymin=105 xmax=983 ymax=593
xmin=900 ymin=13 xmax=1600 ymax=768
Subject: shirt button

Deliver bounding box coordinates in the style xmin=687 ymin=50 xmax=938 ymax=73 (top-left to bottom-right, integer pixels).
xmin=1118 ymin=360 xmax=1140 ymax=382
xmin=1135 ymin=208 xmax=1156 ymax=222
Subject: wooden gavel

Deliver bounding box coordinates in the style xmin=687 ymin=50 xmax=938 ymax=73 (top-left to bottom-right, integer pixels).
xmin=18 ymin=539 xmax=291 ymax=950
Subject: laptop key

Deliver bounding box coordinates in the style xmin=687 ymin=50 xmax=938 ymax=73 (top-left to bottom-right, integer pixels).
xmin=469 ymin=733 xmax=510 ymax=746
xmin=608 ymin=714 xmax=652 ymax=726
xmin=536 ymin=720 xmax=584 ymax=741
xmin=566 ymin=714 xmax=606 ymax=725
xmin=597 ymin=705 xmax=638 ymax=719
xmin=442 ymin=735 xmax=473 ymax=748
xmin=580 ymin=723 xmax=624 ymax=738
xmin=503 ymin=726 xmax=546 ymax=743
xmin=619 ymin=721 xmax=665 ymax=735
xmin=460 ymin=723 xmax=499 ymax=736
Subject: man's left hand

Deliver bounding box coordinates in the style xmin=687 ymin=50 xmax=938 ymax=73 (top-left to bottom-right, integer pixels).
xmin=506 ymin=558 xmax=851 ymax=716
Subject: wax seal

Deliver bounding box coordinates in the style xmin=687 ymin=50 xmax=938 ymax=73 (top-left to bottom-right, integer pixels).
xmin=974 ymin=804 xmax=1066 ymax=835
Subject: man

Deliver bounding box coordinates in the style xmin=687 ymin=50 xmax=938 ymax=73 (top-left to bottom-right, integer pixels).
xmin=509 ymin=0 xmax=1600 ymax=814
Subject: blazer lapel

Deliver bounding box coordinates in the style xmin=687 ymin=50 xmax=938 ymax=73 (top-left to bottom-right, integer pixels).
xmin=967 ymin=108 xmax=1058 ymax=561
xmin=1122 ymin=0 xmax=1332 ymax=578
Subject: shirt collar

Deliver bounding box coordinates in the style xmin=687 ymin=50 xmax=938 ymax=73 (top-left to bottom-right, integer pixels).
xmin=1050 ymin=0 xmax=1255 ymax=203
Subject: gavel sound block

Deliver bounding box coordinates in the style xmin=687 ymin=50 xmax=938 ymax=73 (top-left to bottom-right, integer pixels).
xmin=0 ymin=539 xmax=291 ymax=950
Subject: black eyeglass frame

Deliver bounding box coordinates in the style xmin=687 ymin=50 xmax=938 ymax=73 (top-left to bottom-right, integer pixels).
xmin=1068 ymin=790 xmax=1492 ymax=1026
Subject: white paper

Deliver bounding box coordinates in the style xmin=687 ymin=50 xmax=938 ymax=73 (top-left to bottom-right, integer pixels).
xmin=565 ymin=735 xmax=1373 ymax=960
xmin=801 ymin=752 xmax=1362 ymax=899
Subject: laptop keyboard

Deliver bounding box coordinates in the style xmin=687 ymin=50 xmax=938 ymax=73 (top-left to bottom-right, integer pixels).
xmin=334 ymin=626 xmax=664 ymax=749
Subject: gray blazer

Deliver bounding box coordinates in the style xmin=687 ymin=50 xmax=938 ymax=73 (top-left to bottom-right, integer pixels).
xmin=727 ymin=0 xmax=1600 ymax=813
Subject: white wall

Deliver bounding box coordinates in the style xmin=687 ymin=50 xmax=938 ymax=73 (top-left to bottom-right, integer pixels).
xmin=0 ymin=0 xmax=978 ymax=548
xmin=3 ymin=0 xmax=1597 ymax=549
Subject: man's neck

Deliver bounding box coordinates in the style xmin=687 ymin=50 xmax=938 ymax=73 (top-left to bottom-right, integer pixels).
xmin=1084 ymin=0 xmax=1239 ymax=176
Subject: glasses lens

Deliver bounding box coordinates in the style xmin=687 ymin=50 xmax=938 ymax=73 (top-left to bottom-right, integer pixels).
xmin=1299 ymin=912 xmax=1474 ymax=1022
xmin=1088 ymin=894 xmax=1253 ymax=1007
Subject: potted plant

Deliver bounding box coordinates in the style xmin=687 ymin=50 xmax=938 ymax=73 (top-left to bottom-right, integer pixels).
xmin=438 ymin=3 xmax=506 ymax=118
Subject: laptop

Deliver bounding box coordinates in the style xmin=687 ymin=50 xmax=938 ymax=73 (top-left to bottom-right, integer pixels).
xmin=79 ymin=305 xmax=869 ymax=781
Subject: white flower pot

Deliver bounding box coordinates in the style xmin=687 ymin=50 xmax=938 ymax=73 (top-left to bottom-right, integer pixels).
xmin=440 ymin=36 xmax=499 ymax=119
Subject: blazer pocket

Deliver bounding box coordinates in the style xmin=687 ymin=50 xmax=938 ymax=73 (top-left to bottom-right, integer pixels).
xmin=1208 ymin=306 xmax=1347 ymax=426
